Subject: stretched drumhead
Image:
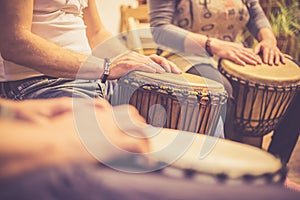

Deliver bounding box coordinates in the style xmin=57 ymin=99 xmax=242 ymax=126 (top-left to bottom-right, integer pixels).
xmin=220 ymin=58 xmax=300 ymax=86
xmin=126 ymin=71 xmax=225 ymax=94
xmin=148 ymin=128 xmax=284 ymax=182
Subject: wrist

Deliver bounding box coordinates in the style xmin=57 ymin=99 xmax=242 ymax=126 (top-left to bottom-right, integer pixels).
xmin=205 ymin=36 xmax=214 ymax=57
xmin=257 ymin=28 xmax=277 ymax=44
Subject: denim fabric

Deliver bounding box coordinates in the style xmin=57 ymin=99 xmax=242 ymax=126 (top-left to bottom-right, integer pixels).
xmin=0 ymin=76 xmax=116 ymax=101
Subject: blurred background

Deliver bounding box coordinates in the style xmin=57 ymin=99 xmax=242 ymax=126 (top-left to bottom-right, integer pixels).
xmin=97 ymin=0 xmax=299 ymax=60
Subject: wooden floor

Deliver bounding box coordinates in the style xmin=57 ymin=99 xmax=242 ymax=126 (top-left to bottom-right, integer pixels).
xmin=263 ymin=133 xmax=300 ymax=185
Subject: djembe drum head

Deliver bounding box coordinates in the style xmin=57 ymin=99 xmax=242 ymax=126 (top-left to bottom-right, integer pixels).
xmin=147 ymin=128 xmax=285 ymax=185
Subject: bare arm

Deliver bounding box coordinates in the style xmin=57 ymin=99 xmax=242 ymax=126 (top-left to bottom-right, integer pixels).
xmin=83 ymin=0 xmax=113 ymax=49
xmin=0 ymin=0 xmax=180 ymax=81
xmin=0 ymin=0 xmax=104 ymax=79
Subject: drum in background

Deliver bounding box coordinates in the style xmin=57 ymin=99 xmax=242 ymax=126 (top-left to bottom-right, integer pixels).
xmin=219 ymin=57 xmax=300 ymax=146
xmin=148 ymin=128 xmax=286 ymax=185
xmin=113 ymin=71 xmax=227 ymax=135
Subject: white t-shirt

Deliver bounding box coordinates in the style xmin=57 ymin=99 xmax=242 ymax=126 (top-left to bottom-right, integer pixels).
xmin=0 ymin=0 xmax=90 ymax=81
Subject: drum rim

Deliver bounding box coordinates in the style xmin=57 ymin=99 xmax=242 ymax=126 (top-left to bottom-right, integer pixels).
xmin=218 ymin=58 xmax=300 ymax=90
xmin=118 ymin=77 xmax=228 ymax=104
xmin=148 ymin=128 xmax=286 ymax=183
xmin=218 ymin=60 xmax=300 ymax=91
xmin=119 ymin=71 xmax=228 ymax=103
xmin=159 ymin=163 xmax=286 ymax=185
xmin=119 ymin=71 xmax=226 ymax=95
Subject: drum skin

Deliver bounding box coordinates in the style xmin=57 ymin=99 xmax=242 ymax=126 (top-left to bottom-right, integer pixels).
xmin=114 ymin=71 xmax=227 ymax=135
xmin=147 ymin=128 xmax=285 ymax=184
xmin=219 ymin=58 xmax=300 ymax=137
xmin=220 ymin=58 xmax=300 ymax=86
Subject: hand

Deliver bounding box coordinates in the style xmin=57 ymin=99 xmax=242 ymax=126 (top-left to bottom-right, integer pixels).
xmin=0 ymin=98 xmax=150 ymax=177
xmin=108 ymin=51 xmax=182 ymax=79
xmin=1 ymin=97 xmax=150 ymax=154
xmin=94 ymin=98 xmax=149 ymax=154
xmin=254 ymin=39 xmax=286 ymax=65
xmin=48 ymin=98 xmax=150 ymax=164
xmin=0 ymin=97 xmax=74 ymax=124
xmin=210 ymin=38 xmax=262 ymax=66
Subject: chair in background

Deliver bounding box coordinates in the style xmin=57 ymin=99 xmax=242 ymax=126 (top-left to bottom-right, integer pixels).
xmin=119 ymin=4 xmax=157 ymax=55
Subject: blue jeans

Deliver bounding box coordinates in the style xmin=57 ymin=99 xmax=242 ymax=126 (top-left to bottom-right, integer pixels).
xmin=0 ymin=76 xmax=116 ymax=100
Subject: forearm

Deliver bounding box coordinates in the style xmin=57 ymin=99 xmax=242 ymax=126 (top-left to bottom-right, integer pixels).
xmin=83 ymin=0 xmax=129 ymax=57
xmin=88 ymin=27 xmax=113 ymax=49
xmin=91 ymin=32 xmax=130 ymax=59
xmin=149 ymin=0 xmax=206 ymax=55
xmin=1 ymin=32 xmax=105 ymax=80
xmin=0 ymin=0 xmax=107 ymax=80
xmin=257 ymin=28 xmax=277 ymax=43
xmin=151 ymin=24 xmax=211 ymax=56
xmin=149 ymin=0 xmax=186 ymax=52
xmin=151 ymin=25 xmax=188 ymax=52
xmin=246 ymin=0 xmax=272 ymax=40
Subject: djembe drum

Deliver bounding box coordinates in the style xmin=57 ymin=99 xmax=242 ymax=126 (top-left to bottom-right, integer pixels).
xmin=146 ymin=128 xmax=286 ymax=185
xmin=218 ymin=57 xmax=300 ymax=146
xmin=113 ymin=72 xmax=227 ymax=135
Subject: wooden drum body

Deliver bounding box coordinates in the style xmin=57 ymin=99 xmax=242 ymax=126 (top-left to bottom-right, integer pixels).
xmin=219 ymin=58 xmax=300 ymax=140
xmin=114 ymin=72 xmax=227 ymax=135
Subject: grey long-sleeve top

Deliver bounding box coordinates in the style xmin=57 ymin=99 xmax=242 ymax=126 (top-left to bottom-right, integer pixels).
xmin=149 ymin=0 xmax=271 ymax=53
